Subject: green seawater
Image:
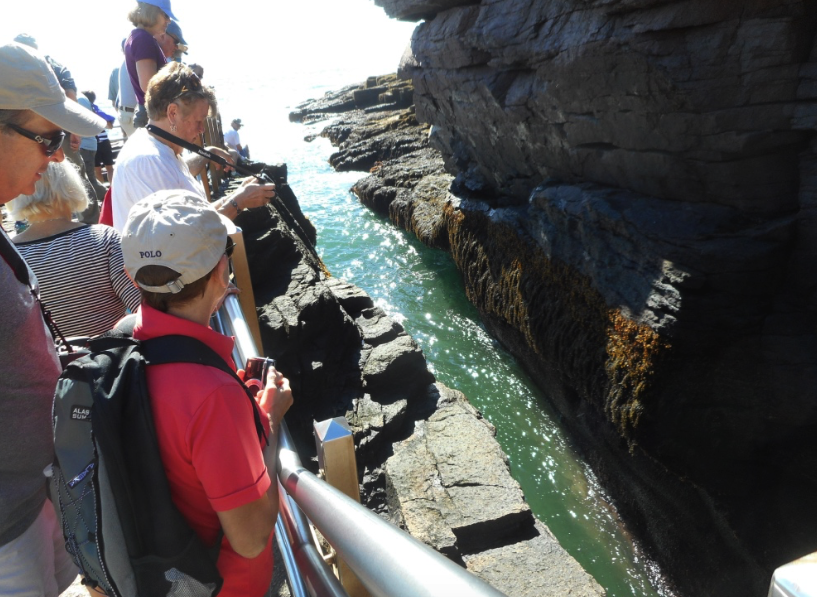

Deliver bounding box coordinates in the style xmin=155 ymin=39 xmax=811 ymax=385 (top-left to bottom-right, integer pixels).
xmin=280 ymin=121 xmax=664 ymax=597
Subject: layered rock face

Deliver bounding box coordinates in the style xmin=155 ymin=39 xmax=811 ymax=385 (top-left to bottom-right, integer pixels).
xmin=308 ymin=1 xmax=817 ymax=595
xmin=388 ymin=0 xmax=816 ymax=215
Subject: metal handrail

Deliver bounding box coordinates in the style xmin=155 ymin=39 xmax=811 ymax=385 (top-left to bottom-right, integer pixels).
xmin=277 ymin=451 xmax=507 ymax=597
xmin=215 ymin=294 xmax=507 ymax=597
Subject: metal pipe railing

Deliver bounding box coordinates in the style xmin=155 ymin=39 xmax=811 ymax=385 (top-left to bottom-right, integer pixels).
xmin=216 ymin=294 xmax=507 ymax=597
xmin=277 ymin=448 xmax=507 ymax=597
xmin=275 ymin=516 xmax=308 ymax=597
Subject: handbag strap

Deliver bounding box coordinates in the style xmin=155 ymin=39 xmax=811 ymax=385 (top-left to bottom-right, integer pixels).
xmin=0 ymin=229 xmax=74 ymax=351
xmin=0 ymin=228 xmax=30 ymax=286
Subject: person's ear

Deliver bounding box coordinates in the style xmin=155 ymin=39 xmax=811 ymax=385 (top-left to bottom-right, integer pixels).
xmin=166 ymin=102 xmax=178 ymax=122
xmin=214 ymin=255 xmax=229 ymax=287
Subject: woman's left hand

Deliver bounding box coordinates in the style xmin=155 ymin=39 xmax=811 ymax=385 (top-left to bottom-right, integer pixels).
xmin=257 ymin=367 xmax=293 ymax=424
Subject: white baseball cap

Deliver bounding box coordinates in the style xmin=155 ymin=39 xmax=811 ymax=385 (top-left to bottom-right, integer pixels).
xmin=121 ymin=190 xmax=229 ymax=294
xmin=0 ymin=43 xmax=105 ymax=137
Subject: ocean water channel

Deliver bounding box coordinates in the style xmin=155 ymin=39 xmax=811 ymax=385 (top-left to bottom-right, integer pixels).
xmin=271 ymin=111 xmax=665 ymax=597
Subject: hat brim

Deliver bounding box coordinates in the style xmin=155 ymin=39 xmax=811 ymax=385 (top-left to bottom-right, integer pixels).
xmin=33 ymin=98 xmax=106 ymax=137
xmin=219 ymin=212 xmax=238 ymax=234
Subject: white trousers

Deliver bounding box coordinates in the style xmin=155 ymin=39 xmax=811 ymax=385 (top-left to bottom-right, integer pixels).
xmin=119 ymin=108 xmax=137 ymax=138
xmin=0 ymin=501 xmax=78 ymax=596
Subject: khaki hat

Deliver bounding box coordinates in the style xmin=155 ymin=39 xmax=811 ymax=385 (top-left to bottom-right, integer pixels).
xmin=121 ymin=190 xmax=228 ymax=294
xmin=13 ymin=33 xmax=37 ymax=49
xmin=0 ymin=42 xmax=105 ymax=137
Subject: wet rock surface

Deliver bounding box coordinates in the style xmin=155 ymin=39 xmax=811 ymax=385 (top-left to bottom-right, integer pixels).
xmin=385 ymin=384 xmax=532 ymax=556
xmin=291 ymin=2 xmax=817 ymax=591
xmin=463 ymin=521 xmax=605 ymax=597
xmin=228 ymin=160 xmax=600 ymax=594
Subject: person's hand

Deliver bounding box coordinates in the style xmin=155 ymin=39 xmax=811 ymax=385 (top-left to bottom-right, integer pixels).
xmin=204 ymin=145 xmax=235 ymax=172
xmin=231 ymin=177 xmax=276 ymax=210
xmin=257 ymin=367 xmax=293 ymax=425
xmin=69 ymin=134 xmax=80 ymax=151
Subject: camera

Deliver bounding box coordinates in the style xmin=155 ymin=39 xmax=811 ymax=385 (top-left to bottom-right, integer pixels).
xmin=244 ymin=357 xmax=275 ymax=387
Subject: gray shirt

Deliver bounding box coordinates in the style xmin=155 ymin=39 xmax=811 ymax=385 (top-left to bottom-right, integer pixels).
xmin=117 ymin=58 xmax=137 ymax=111
xmin=0 ymin=231 xmax=61 ymax=546
xmin=109 ymin=66 xmax=119 ymax=105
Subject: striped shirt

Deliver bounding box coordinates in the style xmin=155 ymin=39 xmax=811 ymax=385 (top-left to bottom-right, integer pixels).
xmin=15 ymin=225 xmax=141 ymax=338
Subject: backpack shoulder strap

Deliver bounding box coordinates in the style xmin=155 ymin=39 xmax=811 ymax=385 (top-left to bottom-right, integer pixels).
xmin=141 ymin=335 xmax=268 ymax=446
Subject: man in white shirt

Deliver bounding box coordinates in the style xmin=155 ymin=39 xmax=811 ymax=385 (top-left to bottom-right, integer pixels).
xmin=224 ymin=118 xmax=249 ymax=160
xmin=111 ymin=127 xmax=203 ymax=231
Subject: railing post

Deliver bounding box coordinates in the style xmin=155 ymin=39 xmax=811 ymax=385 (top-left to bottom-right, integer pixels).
xmin=314 ymin=418 xmax=370 ymax=597
xmin=768 ymin=551 xmax=817 ymax=596
xmin=203 ymin=115 xmax=224 ymax=193
xmin=228 ymin=228 xmax=265 ymax=355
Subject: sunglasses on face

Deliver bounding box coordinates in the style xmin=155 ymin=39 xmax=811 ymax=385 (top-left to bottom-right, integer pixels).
xmin=8 ymin=124 xmax=65 ymax=156
xmin=225 ymin=237 xmax=235 ymax=258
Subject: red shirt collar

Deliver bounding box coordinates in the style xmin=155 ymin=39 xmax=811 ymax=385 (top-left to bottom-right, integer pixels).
xmin=132 ymin=303 xmax=236 ymax=368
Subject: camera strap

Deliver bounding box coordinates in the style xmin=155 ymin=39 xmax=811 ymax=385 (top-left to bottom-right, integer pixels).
xmin=146 ymin=125 xmax=273 ymax=183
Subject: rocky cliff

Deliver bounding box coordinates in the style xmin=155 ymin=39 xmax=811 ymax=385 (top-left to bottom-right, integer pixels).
xmin=290 ymin=1 xmax=817 ymax=595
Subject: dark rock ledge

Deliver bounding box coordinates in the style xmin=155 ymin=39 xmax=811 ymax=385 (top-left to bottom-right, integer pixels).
xmin=226 ymin=162 xmax=603 ymax=596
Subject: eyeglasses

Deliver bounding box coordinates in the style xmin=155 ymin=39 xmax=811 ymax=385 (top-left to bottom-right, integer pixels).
xmin=225 ymin=237 xmax=235 ymax=258
xmin=8 ymin=124 xmax=65 ymax=157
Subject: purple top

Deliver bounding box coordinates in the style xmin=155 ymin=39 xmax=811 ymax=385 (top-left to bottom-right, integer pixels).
xmin=124 ymin=28 xmax=166 ymax=105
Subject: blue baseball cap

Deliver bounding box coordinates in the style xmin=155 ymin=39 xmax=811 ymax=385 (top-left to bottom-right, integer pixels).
xmin=141 ymin=0 xmax=178 ymax=22
xmin=166 ymin=20 xmax=187 ymax=46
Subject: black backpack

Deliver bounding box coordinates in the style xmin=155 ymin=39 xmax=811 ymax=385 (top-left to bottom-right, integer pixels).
xmin=51 ymin=333 xmax=268 ymax=597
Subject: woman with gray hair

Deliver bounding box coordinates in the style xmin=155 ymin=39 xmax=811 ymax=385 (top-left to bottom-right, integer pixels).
xmin=9 ymin=160 xmax=140 ymax=337
xmin=111 ymin=61 xmax=276 ymax=231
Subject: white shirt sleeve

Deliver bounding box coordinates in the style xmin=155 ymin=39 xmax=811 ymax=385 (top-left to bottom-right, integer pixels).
xmin=224 ymin=129 xmax=240 ymax=150
xmin=112 ymin=154 xmax=182 ymax=231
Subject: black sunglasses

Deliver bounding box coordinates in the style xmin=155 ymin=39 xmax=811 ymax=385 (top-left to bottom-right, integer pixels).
xmin=225 ymin=237 xmax=235 ymax=258
xmin=8 ymin=124 xmax=65 ymax=157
